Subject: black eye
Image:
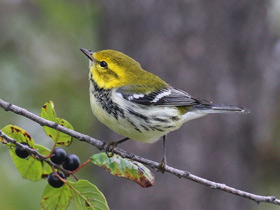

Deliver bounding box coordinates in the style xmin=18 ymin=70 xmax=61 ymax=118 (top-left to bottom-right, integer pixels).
xmin=99 ymin=61 xmax=107 ymax=68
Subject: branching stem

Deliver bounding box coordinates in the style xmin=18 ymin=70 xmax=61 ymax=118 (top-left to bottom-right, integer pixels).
xmin=0 ymin=98 xmax=279 ymax=206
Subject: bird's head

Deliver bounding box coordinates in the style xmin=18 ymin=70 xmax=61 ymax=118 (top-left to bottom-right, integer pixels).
xmin=80 ymin=48 xmax=145 ymax=89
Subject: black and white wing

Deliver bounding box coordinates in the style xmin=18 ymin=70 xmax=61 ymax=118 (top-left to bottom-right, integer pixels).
xmin=117 ymin=85 xmax=209 ymax=106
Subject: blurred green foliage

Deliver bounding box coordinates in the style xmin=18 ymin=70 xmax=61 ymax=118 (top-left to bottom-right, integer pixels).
xmin=0 ymin=1 xmax=102 ymax=209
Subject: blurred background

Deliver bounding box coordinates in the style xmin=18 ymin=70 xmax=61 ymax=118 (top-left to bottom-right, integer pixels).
xmin=0 ymin=0 xmax=280 ymax=209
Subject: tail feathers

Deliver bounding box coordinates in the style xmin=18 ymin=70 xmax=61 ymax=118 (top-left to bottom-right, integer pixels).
xmin=193 ymin=104 xmax=250 ymax=114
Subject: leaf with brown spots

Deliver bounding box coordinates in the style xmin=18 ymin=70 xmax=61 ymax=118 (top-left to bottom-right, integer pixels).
xmin=41 ymin=183 xmax=72 ymax=210
xmin=1 ymin=125 xmax=52 ymax=180
xmin=41 ymin=101 xmax=73 ymax=146
xmin=10 ymin=145 xmax=43 ymax=181
xmin=91 ymin=153 xmax=155 ymax=188
xmin=10 ymin=143 xmax=51 ymax=181
xmin=0 ymin=125 xmax=35 ymax=147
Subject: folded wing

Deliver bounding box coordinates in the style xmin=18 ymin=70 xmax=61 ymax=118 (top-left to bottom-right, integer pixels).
xmin=118 ymin=85 xmax=209 ymax=107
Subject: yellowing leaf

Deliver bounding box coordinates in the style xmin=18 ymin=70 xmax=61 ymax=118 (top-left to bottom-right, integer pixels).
xmin=0 ymin=125 xmax=35 ymax=147
xmin=41 ymin=101 xmax=73 ymax=146
xmin=91 ymin=153 xmax=155 ymax=188
xmin=1 ymin=125 xmax=52 ymax=181
xmin=70 ymin=180 xmax=109 ymax=210
xmin=41 ymin=183 xmax=72 ymax=210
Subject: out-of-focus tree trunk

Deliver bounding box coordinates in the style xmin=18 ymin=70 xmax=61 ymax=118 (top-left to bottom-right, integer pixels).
xmin=95 ymin=1 xmax=276 ymax=209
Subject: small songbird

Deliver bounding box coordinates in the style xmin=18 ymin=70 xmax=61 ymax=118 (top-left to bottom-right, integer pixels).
xmin=80 ymin=48 xmax=249 ymax=171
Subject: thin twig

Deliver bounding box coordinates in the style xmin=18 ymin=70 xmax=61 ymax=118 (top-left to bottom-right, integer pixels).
xmin=0 ymin=98 xmax=279 ymax=206
xmin=0 ymin=129 xmax=71 ymax=177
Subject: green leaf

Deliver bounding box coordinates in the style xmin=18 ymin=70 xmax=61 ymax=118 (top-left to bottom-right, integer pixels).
xmin=34 ymin=144 xmax=52 ymax=178
xmin=0 ymin=125 xmax=35 ymax=147
xmin=41 ymin=183 xmax=72 ymax=210
xmin=70 ymin=180 xmax=109 ymax=210
xmin=10 ymin=147 xmax=42 ymax=181
xmin=40 ymin=101 xmax=73 ymax=146
xmin=0 ymin=125 xmax=52 ymax=180
xmin=91 ymin=153 xmax=155 ymax=188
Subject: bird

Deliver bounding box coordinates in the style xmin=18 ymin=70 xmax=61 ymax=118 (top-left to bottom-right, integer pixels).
xmin=80 ymin=48 xmax=249 ymax=172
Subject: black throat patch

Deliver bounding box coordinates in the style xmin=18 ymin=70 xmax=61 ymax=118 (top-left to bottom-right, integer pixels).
xmin=90 ymin=78 xmax=125 ymax=120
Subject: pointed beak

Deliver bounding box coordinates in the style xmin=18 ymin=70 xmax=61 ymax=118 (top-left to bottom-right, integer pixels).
xmin=80 ymin=48 xmax=94 ymax=61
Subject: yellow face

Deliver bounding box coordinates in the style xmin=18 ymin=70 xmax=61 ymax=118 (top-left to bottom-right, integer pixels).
xmin=90 ymin=50 xmax=142 ymax=89
xmin=80 ymin=48 xmax=167 ymax=91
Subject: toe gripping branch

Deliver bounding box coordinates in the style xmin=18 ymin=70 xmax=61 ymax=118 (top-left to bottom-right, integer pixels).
xmin=105 ymin=137 xmax=130 ymax=158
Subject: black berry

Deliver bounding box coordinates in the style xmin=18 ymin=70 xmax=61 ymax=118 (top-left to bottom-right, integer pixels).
xmin=50 ymin=147 xmax=66 ymax=165
xmin=62 ymin=153 xmax=80 ymax=171
xmin=48 ymin=172 xmax=65 ymax=188
xmin=15 ymin=142 xmax=30 ymax=159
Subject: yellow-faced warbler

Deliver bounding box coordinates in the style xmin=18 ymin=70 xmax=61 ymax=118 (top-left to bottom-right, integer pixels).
xmin=80 ymin=48 xmax=249 ymax=172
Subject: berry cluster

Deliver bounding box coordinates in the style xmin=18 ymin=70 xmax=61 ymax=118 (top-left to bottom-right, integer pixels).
xmin=50 ymin=148 xmax=81 ymax=171
xmin=14 ymin=143 xmax=81 ymax=188
xmin=48 ymin=148 xmax=81 ymax=188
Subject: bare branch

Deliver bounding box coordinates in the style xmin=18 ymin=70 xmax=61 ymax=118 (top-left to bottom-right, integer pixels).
xmin=0 ymin=98 xmax=279 ymax=206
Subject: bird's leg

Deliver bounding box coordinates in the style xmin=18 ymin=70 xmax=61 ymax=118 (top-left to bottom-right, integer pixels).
xmin=158 ymin=135 xmax=167 ymax=173
xmin=105 ymin=137 xmax=130 ymax=157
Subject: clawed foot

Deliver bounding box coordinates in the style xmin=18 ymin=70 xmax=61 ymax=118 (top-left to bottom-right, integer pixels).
xmin=105 ymin=137 xmax=130 ymax=158
xmin=158 ymin=157 xmax=167 ymax=173
xmin=105 ymin=141 xmax=118 ymax=157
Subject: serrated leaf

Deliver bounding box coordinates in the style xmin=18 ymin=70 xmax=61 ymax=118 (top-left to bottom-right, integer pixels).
xmin=70 ymin=180 xmax=109 ymax=210
xmin=91 ymin=153 xmax=155 ymax=188
xmin=41 ymin=101 xmax=73 ymax=146
xmin=0 ymin=125 xmax=35 ymax=147
xmin=41 ymin=183 xmax=72 ymax=210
